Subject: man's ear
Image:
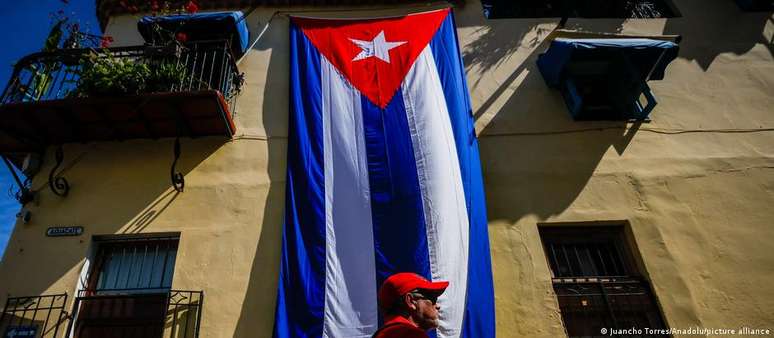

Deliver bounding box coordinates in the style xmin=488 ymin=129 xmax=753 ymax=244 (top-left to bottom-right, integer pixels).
xmin=403 ymin=293 xmax=417 ymax=311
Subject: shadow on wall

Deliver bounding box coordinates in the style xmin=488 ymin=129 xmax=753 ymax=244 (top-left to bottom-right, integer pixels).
xmin=462 ymin=19 xmax=551 ymax=76
xmin=659 ymin=0 xmax=773 ymax=70
xmin=0 ymin=136 xmax=223 ymax=305
xmin=563 ymin=0 xmax=771 ymax=71
xmin=233 ymin=15 xmax=288 ymax=338
xmin=462 ymin=0 xmax=773 ymax=72
xmin=459 ymin=0 xmax=772 ymax=223
xmin=462 ymin=21 xmax=631 ymax=222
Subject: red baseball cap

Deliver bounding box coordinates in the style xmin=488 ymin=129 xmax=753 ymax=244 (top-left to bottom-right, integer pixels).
xmin=378 ymin=272 xmax=449 ymax=310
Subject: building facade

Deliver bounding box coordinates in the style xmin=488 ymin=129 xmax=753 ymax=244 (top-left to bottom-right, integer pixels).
xmin=0 ymin=0 xmax=772 ymax=337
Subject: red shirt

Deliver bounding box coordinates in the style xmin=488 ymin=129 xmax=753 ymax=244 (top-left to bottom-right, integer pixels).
xmin=372 ymin=315 xmax=428 ymax=338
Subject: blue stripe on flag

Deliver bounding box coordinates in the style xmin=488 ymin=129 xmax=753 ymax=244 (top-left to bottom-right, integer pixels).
xmin=274 ymin=23 xmax=326 ymax=338
xmin=429 ymin=12 xmax=496 ymax=338
xmin=360 ymin=90 xmax=434 ymax=293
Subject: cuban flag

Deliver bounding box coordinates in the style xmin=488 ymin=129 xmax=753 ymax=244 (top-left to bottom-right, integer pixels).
xmin=274 ymin=8 xmax=495 ymax=338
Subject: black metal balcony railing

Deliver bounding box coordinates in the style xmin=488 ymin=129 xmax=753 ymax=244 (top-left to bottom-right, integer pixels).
xmin=1 ymin=40 xmax=242 ymax=109
xmin=0 ymin=293 xmax=69 ymax=338
xmin=68 ymin=289 xmax=204 ymax=338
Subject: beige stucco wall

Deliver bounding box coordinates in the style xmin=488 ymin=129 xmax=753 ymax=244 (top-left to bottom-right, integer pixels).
xmin=0 ymin=0 xmax=772 ymax=337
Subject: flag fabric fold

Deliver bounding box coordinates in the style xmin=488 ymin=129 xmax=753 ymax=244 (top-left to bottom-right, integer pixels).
xmin=275 ymin=9 xmax=495 ymax=338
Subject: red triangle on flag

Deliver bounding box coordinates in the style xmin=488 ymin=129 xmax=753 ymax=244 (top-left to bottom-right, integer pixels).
xmin=293 ymin=9 xmax=450 ymax=109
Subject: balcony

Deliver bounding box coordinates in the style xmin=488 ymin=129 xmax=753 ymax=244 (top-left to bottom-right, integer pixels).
xmin=0 ymin=290 xmax=203 ymax=338
xmin=68 ymin=289 xmax=204 ymax=338
xmin=0 ymin=40 xmax=241 ymax=153
xmin=0 ymin=293 xmax=69 ymax=338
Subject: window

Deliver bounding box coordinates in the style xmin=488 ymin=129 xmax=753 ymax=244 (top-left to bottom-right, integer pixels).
xmin=560 ymin=56 xmax=658 ymax=121
xmin=85 ymin=235 xmax=179 ymax=293
xmin=536 ymin=38 xmax=679 ymax=121
xmin=539 ymin=225 xmax=668 ymax=338
xmin=482 ymin=0 xmax=679 ymax=19
xmin=72 ymin=235 xmax=181 ymax=338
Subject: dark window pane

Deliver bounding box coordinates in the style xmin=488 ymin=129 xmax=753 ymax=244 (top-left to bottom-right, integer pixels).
xmin=545 ymin=241 xmax=628 ymax=277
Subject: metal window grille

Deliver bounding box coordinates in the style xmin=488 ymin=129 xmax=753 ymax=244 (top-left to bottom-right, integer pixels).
xmin=85 ymin=236 xmax=179 ymax=293
xmin=540 ymin=227 xmax=669 ymax=337
xmin=0 ymin=294 xmax=68 ymax=338
xmin=545 ymin=241 xmax=628 ymax=278
xmin=554 ymin=279 xmax=668 ymax=337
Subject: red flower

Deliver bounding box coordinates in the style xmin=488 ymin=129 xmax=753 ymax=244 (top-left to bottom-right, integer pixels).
xmin=175 ymin=32 xmax=188 ymax=43
xmin=100 ymin=36 xmax=114 ymax=48
xmin=184 ymin=1 xmax=198 ymax=14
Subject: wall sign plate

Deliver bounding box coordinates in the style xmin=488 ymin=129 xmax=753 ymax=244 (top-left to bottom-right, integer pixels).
xmin=46 ymin=226 xmax=83 ymax=237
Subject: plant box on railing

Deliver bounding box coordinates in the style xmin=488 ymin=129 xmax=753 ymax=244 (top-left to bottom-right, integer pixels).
xmin=0 ymin=40 xmax=241 ymax=153
xmin=72 ymin=48 xmax=187 ymax=98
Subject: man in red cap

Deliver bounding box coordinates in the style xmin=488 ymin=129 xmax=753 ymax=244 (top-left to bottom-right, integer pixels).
xmin=372 ymin=272 xmax=449 ymax=338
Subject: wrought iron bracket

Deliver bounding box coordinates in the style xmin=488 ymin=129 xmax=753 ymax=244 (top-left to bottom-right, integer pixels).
xmin=2 ymin=155 xmax=34 ymax=205
xmin=171 ymin=138 xmax=184 ymax=192
xmin=48 ymin=145 xmax=70 ymax=197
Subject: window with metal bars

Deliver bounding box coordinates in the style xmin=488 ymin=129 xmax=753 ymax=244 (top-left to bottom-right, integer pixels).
xmin=70 ymin=235 xmax=186 ymax=338
xmin=541 ymin=227 xmax=633 ymax=278
xmin=539 ymin=225 xmax=669 ymax=338
xmin=482 ymin=0 xmax=679 ymax=19
xmin=85 ymin=235 xmax=179 ymax=293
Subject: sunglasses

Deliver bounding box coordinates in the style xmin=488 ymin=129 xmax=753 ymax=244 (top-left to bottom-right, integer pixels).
xmin=409 ymin=292 xmax=439 ymax=305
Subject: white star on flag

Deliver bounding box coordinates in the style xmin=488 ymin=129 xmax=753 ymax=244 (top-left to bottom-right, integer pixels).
xmin=349 ymin=31 xmax=407 ymax=63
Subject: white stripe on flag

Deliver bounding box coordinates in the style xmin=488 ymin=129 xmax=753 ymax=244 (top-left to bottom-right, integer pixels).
xmin=322 ymin=56 xmax=379 ymax=338
xmin=402 ymin=47 xmax=470 ymax=338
